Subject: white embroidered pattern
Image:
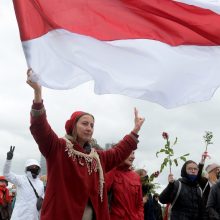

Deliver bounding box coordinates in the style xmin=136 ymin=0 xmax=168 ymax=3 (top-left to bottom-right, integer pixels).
xmin=63 ymin=137 xmax=105 ymax=202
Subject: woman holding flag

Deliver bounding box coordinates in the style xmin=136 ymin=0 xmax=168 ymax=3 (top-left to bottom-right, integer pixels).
xmin=26 ymin=69 xmax=145 ymax=220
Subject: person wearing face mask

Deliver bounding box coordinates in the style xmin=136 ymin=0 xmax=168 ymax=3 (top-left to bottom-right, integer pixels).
xmin=206 ymin=169 xmax=220 ymax=220
xmin=105 ymin=151 xmax=144 ymax=220
xmin=159 ymin=160 xmax=204 ymax=220
xmin=3 ymin=146 xmax=44 ymax=220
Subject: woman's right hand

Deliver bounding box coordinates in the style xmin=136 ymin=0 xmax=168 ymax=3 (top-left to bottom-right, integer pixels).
xmin=26 ymin=69 xmax=41 ymax=90
xmin=168 ymin=173 xmax=175 ymax=183
xmin=26 ymin=69 xmax=42 ymax=103
xmin=200 ymin=151 xmax=211 ymax=164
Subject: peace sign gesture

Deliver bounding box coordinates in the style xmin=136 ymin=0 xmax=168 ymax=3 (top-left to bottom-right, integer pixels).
xmin=132 ymin=108 xmax=145 ymax=134
xmin=7 ymin=146 xmax=15 ymax=160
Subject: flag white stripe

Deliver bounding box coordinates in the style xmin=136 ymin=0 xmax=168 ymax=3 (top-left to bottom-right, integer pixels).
xmin=23 ymin=29 xmax=220 ymax=108
xmin=174 ymin=0 xmax=220 ymax=14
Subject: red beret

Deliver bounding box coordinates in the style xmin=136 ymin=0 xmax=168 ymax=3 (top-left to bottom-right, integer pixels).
xmin=65 ymin=111 xmax=92 ymax=135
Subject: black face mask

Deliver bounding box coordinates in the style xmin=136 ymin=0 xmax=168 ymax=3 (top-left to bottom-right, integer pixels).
xmin=27 ymin=167 xmax=40 ymax=179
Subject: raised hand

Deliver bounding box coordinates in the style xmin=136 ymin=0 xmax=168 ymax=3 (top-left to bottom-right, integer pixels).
xmin=200 ymin=151 xmax=211 ymax=164
xmin=7 ymin=146 xmax=15 ymax=160
xmin=26 ymin=69 xmax=41 ymax=91
xmin=26 ymin=69 xmax=42 ymax=103
xmin=168 ymin=173 xmax=175 ymax=183
xmin=132 ymin=108 xmax=145 ymax=134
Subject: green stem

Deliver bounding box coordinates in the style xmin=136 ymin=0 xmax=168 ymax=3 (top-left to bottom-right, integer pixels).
xmin=168 ymin=155 xmax=171 ymax=174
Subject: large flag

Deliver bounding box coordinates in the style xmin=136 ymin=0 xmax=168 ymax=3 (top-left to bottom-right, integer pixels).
xmin=13 ymin=0 xmax=220 ymax=108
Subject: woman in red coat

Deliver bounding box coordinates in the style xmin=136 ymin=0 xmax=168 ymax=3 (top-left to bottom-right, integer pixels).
xmin=26 ymin=69 xmax=145 ymax=220
xmin=105 ymin=151 xmax=144 ymax=220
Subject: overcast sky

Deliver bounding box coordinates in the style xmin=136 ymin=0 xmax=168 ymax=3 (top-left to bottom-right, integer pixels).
xmin=1 ymin=1 xmax=220 ymax=192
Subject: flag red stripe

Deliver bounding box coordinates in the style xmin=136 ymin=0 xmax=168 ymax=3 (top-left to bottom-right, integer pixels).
xmin=13 ymin=0 xmax=220 ymax=45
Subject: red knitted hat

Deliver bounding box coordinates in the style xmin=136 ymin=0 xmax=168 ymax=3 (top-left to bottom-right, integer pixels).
xmin=65 ymin=111 xmax=93 ymax=135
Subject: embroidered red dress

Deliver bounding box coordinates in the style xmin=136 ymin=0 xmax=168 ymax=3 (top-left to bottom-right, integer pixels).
xmin=105 ymin=166 xmax=144 ymax=220
xmin=30 ymin=102 xmax=138 ymax=220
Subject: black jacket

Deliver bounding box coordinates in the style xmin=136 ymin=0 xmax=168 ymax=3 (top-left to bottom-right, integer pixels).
xmin=159 ymin=161 xmax=204 ymax=220
xmin=206 ymin=180 xmax=220 ymax=220
xmin=152 ymin=198 xmax=163 ymax=220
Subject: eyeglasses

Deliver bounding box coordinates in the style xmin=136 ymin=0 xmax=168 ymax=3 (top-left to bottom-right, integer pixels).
xmin=187 ymin=167 xmax=199 ymax=171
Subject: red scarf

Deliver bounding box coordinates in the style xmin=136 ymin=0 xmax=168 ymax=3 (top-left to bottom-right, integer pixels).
xmin=0 ymin=186 xmax=12 ymax=206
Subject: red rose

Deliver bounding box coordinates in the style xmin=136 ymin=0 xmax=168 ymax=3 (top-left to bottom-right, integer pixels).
xmin=154 ymin=171 xmax=160 ymax=177
xmin=162 ymin=132 xmax=169 ymax=140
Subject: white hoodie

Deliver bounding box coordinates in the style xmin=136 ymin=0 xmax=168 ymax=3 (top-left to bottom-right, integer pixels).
xmin=3 ymin=159 xmax=44 ymax=220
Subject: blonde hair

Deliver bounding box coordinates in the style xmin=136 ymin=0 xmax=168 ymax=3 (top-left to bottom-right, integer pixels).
xmin=208 ymin=169 xmax=218 ymax=184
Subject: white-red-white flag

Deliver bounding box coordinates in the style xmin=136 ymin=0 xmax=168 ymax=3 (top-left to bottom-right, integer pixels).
xmin=13 ymin=0 xmax=220 ymax=108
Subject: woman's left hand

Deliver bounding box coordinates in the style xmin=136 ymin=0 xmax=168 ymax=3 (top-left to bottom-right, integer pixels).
xmin=132 ymin=108 xmax=145 ymax=134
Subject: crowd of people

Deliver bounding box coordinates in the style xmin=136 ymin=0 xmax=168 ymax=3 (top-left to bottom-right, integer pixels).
xmin=0 ymin=70 xmax=220 ymax=220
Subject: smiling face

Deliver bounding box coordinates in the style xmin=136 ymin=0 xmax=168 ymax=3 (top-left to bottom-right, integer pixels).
xmin=74 ymin=114 xmax=94 ymax=146
xmin=124 ymin=151 xmax=135 ymax=167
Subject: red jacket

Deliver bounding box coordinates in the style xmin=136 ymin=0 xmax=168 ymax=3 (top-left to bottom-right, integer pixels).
xmin=30 ymin=102 xmax=138 ymax=220
xmin=0 ymin=186 xmax=11 ymax=206
xmin=105 ymin=167 xmax=144 ymax=220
